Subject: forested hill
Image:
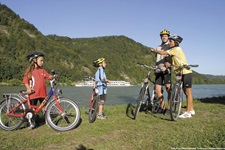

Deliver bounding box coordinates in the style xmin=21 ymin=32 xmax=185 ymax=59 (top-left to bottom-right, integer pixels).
xmin=202 ymin=74 xmax=225 ymax=79
xmin=0 ymin=4 xmax=223 ymax=85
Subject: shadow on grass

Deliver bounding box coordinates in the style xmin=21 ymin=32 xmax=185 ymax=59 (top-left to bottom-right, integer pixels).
xmin=18 ymin=114 xmax=83 ymax=130
xmin=76 ymin=144 xmax=93 ymax=150
xmin=126 ymin=103 xmax=135 ymax=120
xmin=125 ymin=103 xmax=175 ymax=122
xmin=18 ymin=114 xmax=46 ymax=130
xmin=198 ymin=96 xmax=225 ymax=105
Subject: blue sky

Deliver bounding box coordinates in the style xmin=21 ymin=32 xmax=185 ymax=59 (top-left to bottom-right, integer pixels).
xmin=1 ymin=0 xmax=225 ymax=75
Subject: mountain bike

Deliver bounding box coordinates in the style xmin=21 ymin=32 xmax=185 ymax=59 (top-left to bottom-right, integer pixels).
xmin=0 ymin=71 xmax=81 ymax=131
xmin=170 ymin=64 xmax=198 ymax=121
xmin=88 ymin=77 xmax=99 ymax=123
xmin=134 ymin=63 xmax=162 ymax=120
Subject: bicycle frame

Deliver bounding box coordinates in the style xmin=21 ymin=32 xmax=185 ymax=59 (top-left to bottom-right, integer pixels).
xmin=5 ymin=77 xmax=63 ymax=118
xmin=134 ymin=63 xmax=161 ymax=119
xmin=169 ymin=64 xmax=198 ymax=121
xmin=88 ymin=77 xmax=100 ymax=123
xmin=172 ymin=64 xmax=196 ymax=100
xmin=89 ymin=88 xmax=99 ymax=110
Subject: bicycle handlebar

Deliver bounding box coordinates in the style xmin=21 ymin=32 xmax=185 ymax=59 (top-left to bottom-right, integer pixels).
xmin=137 ymin=63 xmax=156 ymax=84
xmin=88 ymin=76 xmax=95 ymax=81
xmin=87 ymin=76 xmax=107 ymax=84
xmin=50 ymin=70 xmax=58 ymax=87
xmin=137 ymin=62 xmax=156 ymax=70
xmin=188 ymin=64 xmax=199 ymax=67
xmin=172 ymin=64 xmax=199 ymax=70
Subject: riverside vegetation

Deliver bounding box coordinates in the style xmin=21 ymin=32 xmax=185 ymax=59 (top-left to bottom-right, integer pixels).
xmin=0 ymin=96 xmax=224 ymax=150
xmin=1 ymin=4 xmax=225 ymax=86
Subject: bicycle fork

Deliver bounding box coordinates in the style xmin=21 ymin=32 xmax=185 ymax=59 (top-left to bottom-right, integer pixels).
xmin=142 ymin=84 xmax=149 ymax=104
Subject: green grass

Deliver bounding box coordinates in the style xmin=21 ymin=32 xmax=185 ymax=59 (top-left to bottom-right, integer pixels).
xmin=0 ymin=97 xmax=225 ymax=150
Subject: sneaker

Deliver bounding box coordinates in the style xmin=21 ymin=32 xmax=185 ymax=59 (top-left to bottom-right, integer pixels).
xmin=190 ymin=110 xmax=195 ymax=115
xmin=102 ymin=113 xmax=107 ymax=118
xmin=179 ymin=112 xmax=192 ymax=118
xmin=97 ymin=114 xmax=106 ymax=119
xmin=163 ymin=109 xmax=170 ymax=116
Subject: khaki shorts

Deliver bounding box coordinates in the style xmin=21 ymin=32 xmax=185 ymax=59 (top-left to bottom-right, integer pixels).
xmin=100 ymin=94 xmax=107 ymax=101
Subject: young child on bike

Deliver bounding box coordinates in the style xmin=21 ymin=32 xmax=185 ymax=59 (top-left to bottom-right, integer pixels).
xmin=93 ymin=58 xmax=111 ymax=119
xmin=150 ymin=34 xmax=195 ymax=118
xmin=23 ymin=51 xmax=53 ymax=128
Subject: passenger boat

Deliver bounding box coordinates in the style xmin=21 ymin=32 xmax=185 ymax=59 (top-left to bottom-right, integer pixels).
xmin=76 ymin=80 xmax=131 ymax=87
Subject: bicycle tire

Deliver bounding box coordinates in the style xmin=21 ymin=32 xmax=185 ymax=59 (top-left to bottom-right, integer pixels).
xmin=134 ymin=84 xmax=147 ymax=119
xmin=0 ymin=97 xmax=25 ymax=131
xmin=170 ymin=84 xmax=182 ymax=121
xmin=143 ymin=88 xmax=152 ymax=113
xmin=45 ymin=98 xmax=80 ymax=131
xmin=88 ymin=95 xmax=98 ymax=123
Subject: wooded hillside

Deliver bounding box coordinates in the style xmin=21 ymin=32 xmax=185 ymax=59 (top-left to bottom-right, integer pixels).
xmin=0 ymin=4 xmax=224 ymax=85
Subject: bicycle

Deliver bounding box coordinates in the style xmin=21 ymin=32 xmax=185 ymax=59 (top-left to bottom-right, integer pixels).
xmin=134 ymin=63 xmax=162 ymax=120
xmin=88 ymin=76 xmax=104 ymax=123
xmin=169 ymin=64 xmax=198 ymax=121
xmin=88 ymin=77 xmax=99 ymax=123
xmin=0 ymin=70 xmax=81 ymax=131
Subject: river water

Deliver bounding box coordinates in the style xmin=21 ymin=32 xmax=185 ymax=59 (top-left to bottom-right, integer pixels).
xmin=0 ymin=84 xmax=224 ymax=108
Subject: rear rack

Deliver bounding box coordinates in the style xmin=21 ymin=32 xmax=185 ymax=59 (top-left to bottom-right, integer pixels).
xmin=3 ymin=92 xmax=27 ymax=100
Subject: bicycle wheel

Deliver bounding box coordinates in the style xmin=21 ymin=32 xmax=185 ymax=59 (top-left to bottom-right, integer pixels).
xmin=88 ymin=95 xmax=98 ymax=123
xmin=143 ymin=89 xmax=152 ymax=113
xmin=170 ymin=84 xmax=182 ymax=121
xmin=0 ymin=97 xmax=25 ymax=131
xmin=134 ymin=84 xmax=148 ymax=119
xmin=45 ymin=98 xmax=80 ymax=131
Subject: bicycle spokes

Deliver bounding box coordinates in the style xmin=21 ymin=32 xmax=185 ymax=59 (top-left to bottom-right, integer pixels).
xmin=170 ymin=85 xmax=182 ymax=121
xmin=45 ymin=98 xmax=80 ymax=131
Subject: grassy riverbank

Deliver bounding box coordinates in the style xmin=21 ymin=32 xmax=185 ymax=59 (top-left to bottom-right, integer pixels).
xmin=0 ymin=97 xmax=224 ymax=150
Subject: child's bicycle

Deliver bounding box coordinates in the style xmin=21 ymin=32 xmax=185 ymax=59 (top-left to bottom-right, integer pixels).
xmin=169 ymin=64 xmax=198 ymax=121
xmin=134 ymin=63 xmax=162 ymax=120
xmin=88 ymin=77 xmax=100 ymax=123
xmin=0 ymin=70 xmax=81 ymax=131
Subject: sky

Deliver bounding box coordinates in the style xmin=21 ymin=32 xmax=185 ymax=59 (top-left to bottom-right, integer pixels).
xmin=1 ymin=0 xmax=225 ymax=75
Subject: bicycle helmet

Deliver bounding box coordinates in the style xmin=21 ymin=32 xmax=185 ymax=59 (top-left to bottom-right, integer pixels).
xmin=160 ymin=29 xmax=170 ymax=36
xmin=93 ymin=58 xmax=105 ymax=67
xmin=169 ymin=34 xmax=183 ymax=44
xmin=26 ymin=51 xmax=44 ymax=63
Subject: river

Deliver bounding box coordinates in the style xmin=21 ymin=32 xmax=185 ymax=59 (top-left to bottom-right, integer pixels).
xmin=0 ymin=84 xmax=224 ymax=108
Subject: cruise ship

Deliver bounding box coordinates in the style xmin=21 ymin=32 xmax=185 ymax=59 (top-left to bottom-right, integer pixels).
xmin=76 ymin=80 xmax=131 ymax=87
